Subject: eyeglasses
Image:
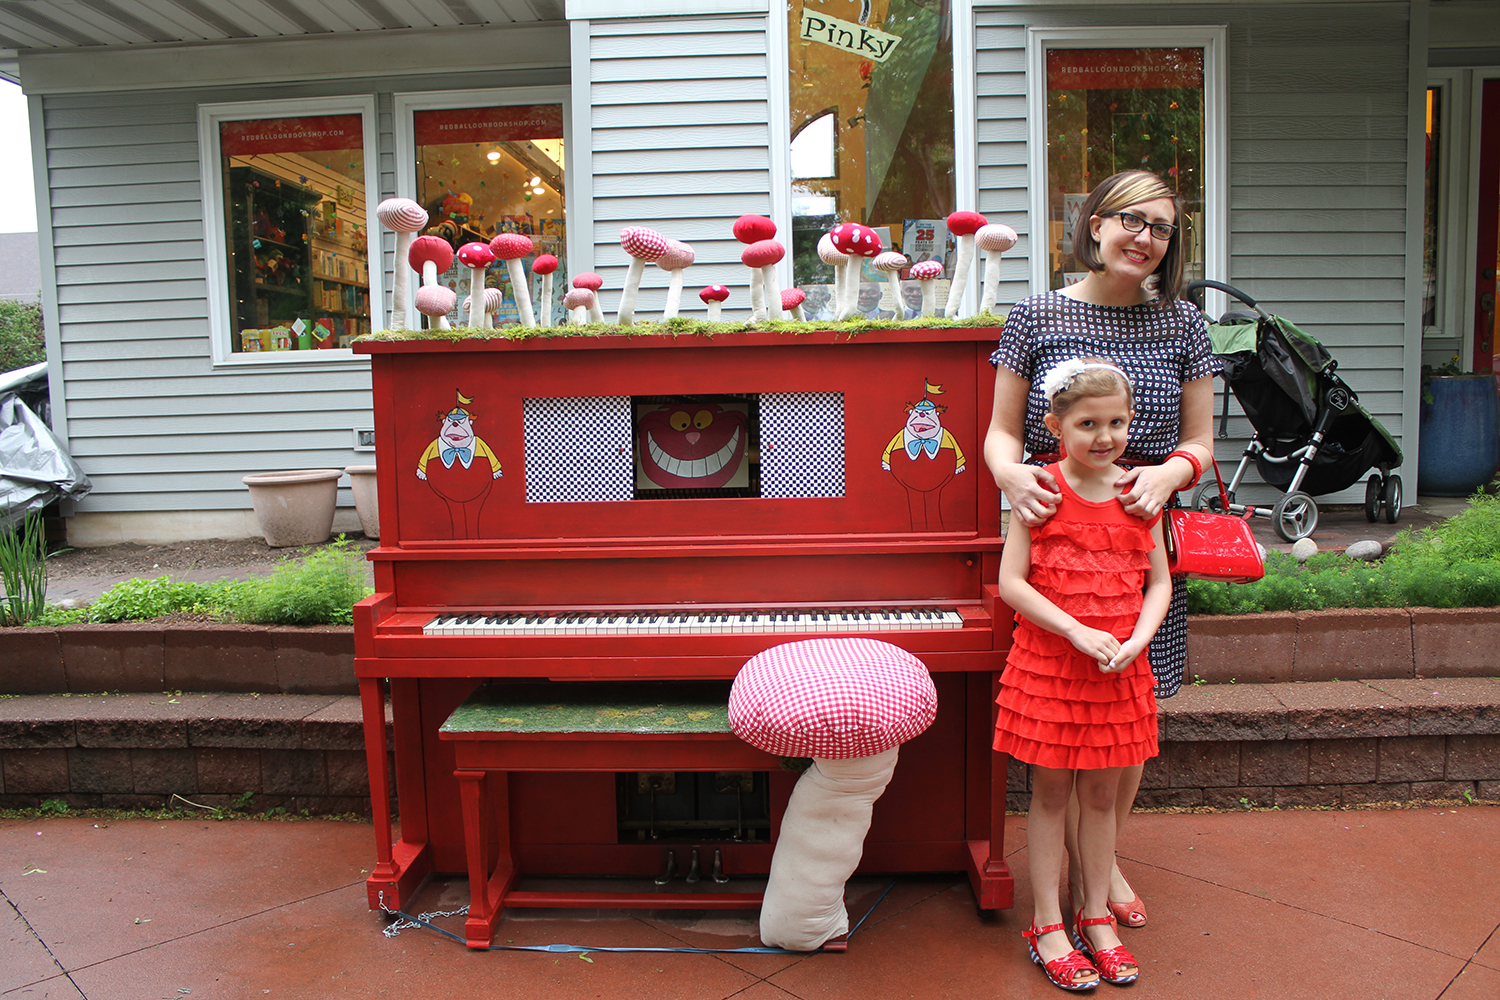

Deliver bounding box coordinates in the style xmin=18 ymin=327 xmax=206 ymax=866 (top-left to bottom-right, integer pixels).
xmin=1102 ymin=211 xmax=1178 ymax=241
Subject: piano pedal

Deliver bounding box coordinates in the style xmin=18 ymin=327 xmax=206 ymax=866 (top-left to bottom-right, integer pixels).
xmin=654 ymin=849 xmax=677 ymax=885
xmin=821 ymin=933 xmax=849 ymax=953
xmin=710 ymin=848 xmax=729 ymax=884
xmin=685 ymin=847 xmax=702 ymax=883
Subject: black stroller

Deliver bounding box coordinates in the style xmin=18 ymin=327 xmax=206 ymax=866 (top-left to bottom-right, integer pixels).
xmin=1184 ymin=280 xmax=1404 ymax=542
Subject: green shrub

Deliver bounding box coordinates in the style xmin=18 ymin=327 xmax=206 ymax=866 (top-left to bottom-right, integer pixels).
xmin=86 ymin=575 xmax=227 ymax=622
xmin=218 ymin=537 xmax=371 ymax=626
xmin=0 ymin=299 xmax=45 ymax=372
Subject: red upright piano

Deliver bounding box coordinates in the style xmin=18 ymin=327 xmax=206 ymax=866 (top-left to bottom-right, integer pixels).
xmin=353 ymin=327 xmax=1014 ymax=918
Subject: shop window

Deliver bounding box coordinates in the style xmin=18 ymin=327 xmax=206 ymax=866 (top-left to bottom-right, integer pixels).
xmin=1423 ymin=85 xmax=1441 ymax=330
xmin=1028 ymin=29 xmax=1225 ymax=295
xmin=403 ymin=100 xmax=567 ymax=328
xmin=200 ymin=99 xmax=379 ymax=360
xmin=786 ymin=0 xmax=954 ymax=319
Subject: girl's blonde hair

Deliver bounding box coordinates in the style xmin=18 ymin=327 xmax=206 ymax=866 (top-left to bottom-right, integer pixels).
xmin=1043 ymin=357 xmax=1134 ymax=417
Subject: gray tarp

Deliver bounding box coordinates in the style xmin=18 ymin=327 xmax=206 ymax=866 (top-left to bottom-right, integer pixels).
xmin=0 ymin=364 xmax=90 ymax=531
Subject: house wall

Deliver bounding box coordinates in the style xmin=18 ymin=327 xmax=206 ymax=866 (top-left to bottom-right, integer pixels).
xmin=976 ymin=1 xmax=1417 ymax=503
xmin=21 ymin=29 xmax=568 ymax=540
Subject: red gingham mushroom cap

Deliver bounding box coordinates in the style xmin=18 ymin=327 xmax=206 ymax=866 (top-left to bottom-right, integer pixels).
xmin=732 ymin=214 xmax=777 ymax=243
xmin=829 ymin=222 xmax=883 ymax=258
xmin=741 ymin=239 xmax=785 ymax=268
xmin=945 ymin=210 xmax=988 ymax=236
xmin=728 ymin=637 xmax=937 ymax=759
xmin=457 ymin=242 xmax=496 ymax=268
xmin=572 ymin=272 xmax=604 ymax=291
xmin=489 ymin=232 xmax=534 ymax=260
xmin=408 ymin=235 xmax=454 ymax=272
xmin=781 ymin=288 xmax=806 ymax=310
xmin=910 ymin=260 xmax=944 ymax=280
xmin=699 ymin=284 xmax=731 ymax=303
xmin=531 ymin=253 xmax=559 ymax=275
xmin=620 ymin=226 xmax=669 ymax=261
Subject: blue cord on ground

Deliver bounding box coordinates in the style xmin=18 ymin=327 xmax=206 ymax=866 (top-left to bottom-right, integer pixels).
xmin=380 ymin=880 xmax=898 ymax=955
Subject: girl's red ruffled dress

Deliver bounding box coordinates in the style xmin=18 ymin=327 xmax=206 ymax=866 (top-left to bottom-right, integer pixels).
xmin=994 ymin=464 xmax=1160 ymax=770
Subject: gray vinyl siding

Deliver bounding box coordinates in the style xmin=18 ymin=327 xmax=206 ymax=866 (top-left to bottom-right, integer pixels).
xmin=582 ymin=14 xmax=772 ymax=319
xmin=39 ymin=62 xmax=567 ymax=515
xmin=975 ymin=2 xmax=1413 ymax=503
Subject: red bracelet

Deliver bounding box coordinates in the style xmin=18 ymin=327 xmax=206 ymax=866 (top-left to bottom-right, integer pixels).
xmin=1167 ymin=449 xmax=1203 ymax=489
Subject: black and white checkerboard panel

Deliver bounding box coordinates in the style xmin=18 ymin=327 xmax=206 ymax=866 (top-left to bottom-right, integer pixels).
xmin=760 ymin=392 xmax=845 ymax=498
xmin=523 ymin=396 xmax=633 ymax=503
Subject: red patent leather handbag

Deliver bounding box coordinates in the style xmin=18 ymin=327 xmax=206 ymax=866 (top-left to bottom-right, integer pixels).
xmin=1162 ymin=458 xmax=1265 ymax=583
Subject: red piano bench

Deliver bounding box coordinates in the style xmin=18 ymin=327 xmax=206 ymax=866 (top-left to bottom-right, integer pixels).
xmin=729 ymin=637 xmax=938 ymax=952
xmin=440 ymin=680 xmax=781 ymax=949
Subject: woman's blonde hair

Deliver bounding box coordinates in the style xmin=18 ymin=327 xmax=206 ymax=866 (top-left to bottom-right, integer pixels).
xmin=1070 ymin=170 xmax=1185 ymax=303
xmin=1045 ymin=357 xmax=1134 ymax=418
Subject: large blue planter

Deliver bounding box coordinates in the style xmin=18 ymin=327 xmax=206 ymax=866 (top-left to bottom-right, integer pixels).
xmin=1418 ymin=374 xmax=1500 ymax=496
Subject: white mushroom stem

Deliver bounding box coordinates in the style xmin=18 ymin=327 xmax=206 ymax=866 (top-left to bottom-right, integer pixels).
xmin=662 ymin=270 xmax=686 ymax=320
xmin=839 ymin=262 xmax=864 ymax=321
xmin=505 ymin=259 xmax=535 ymax=327
xmin=421 ymin=261 xmax=438 ymax=287
xmin=538 ymin=271 xmax=554 ymax=328
xmin=468 ymin=265 xmax=488 ymax=329
xmin=390 ymin=231 xmax=414 ymax=329
xmin=748 ymin=269 xmax=765 ymax=321
xmin=945 ymin=235 xmax=975 ymax=319
xmin=762 ymin=265 xmax=782 ymax=321
xmin=707 ymin=300 xmax=723 ymax=321
xmin=920 ymin=278 xmax=937 ymax=317
xmin=617 ymin=258 xmax=647 ymax=326
xmin=979 ymin=247 xmax=1004 ymax=316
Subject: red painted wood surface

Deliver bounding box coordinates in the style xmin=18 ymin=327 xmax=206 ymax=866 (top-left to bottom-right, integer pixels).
xmin=352 ymin=329 xmax=1016 ymax=928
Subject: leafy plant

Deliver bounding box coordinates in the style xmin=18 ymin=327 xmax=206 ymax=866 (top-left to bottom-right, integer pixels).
xmin=86 ymin=575 xmax=227 ymax=622
xmin=218 ymin=536 xmax=371 ymax=626
xmin=0 ymin=298 xmax=45 ymax=372
xmin=0 ymin=512 xmax=50 ymax=625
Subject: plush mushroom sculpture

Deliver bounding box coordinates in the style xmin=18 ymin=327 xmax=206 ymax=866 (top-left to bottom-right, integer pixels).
xmin=817 ymin=234 xmax=851 ymax=321
xmin=408 ymin=236 xmax=455 ymax=329
xmin=943 ymin=210 xmax=987 ymax=318
xmin=733 ymin=214 xmax=778 ymax=320
xmin=617 ymin=226 xmax=669 ymax=325
xmin=374 ymin=198 xmax=427 ymax=329
xmin=456 ymin=242 xmax=497 ymax=328
xmin=828 ymin=223 xmax=883 ymax=320
xmin=699 ymin=284 xmax=730 ymax=321
xmin=531 ymin=253 xmax=559 ymax=327
xmin=463 ymin=286 xmax=505 ymax=326
xmin=489 ymin=233 xmax=536 ymax=327
xmin=871 ymin=251 xmax=908 ymax=320
xmin=742 ymin=239 xmax=786 ymax=321
xmin=572 ymin=272 xmax=606 ymax=324
xmin=562 ymin=287 xmax=595 ymax=324
xmin=656 ymin=239 xmax=696 ymax=320
xmin=910 ymin=259 xmax=943 ymax=317
xmin=975 ymin=223 xmax=1019 ymax=316
xmin=782 ymin=287 xmax=807 ymax=322
xmin=414 ymin=284 xmax=457 ymax=330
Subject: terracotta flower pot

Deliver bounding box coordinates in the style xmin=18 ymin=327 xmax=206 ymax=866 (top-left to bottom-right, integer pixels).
xmin=242 ymin=469 xmax=342 ymax=547
xmin=344 ymin=465 xmax=380 ymax=539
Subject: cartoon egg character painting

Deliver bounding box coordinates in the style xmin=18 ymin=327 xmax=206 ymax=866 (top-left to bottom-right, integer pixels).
xmin=637 ymin=401 xmax=748 ymax=489
xmin=882 ymin=381 xmax=967 ymax=530
xmin=417 ymin=390 xmax=502 ymax=538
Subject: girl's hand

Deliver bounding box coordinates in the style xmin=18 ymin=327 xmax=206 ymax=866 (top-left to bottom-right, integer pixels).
xmin=1115 ymin=462 xmax=1182 ymax=519
xmin=995 ymin=462 xmax=1062 ymax=527
xmin=1105 ymin=637 xmax=1148 ymax=673
xmin=1066 ymin=624 xmax=1121 ymax=667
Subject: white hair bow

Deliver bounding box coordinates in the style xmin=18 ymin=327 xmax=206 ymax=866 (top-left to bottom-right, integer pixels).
xmin=1038 ymin=360 xmax=1129 ymax=402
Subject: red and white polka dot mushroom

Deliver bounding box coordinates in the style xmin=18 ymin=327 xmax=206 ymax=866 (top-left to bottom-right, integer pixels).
xmin=828 ymin=223 xmax=883 ymax=321
xmin=781 ymin=287 xmax=807 ymax=322
xmin=699 ymin=284 xmax=730 ymax=321
xmin=456 ymin=242 xmax=497 ymax=329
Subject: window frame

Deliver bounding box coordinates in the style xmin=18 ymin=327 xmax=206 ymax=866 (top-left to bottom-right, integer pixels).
xmin=198 ymin=94 xmax=381 ymax=367
xmin=392 ymin=86 xmax=575 ymax=332
xmin=1025 ymin=25 xmax=1228 ymax=303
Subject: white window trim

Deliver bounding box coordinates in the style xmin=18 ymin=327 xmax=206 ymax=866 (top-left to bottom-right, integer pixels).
xmin=1425 ymin=68 xmax=1466 ymax=347
xmin=392 ymin=86 xmax=575 ymax=333
xmin=199 ymin=95 xmax=381 ymax=368
xmin=1025 ymin=25 xmax=1228 ymax=304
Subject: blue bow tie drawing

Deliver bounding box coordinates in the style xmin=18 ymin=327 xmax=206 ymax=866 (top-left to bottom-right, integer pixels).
xmin=441 ymin=446 xmax=474 ymax=468
xmin=906 ymin=437 xmax=941 ymax=460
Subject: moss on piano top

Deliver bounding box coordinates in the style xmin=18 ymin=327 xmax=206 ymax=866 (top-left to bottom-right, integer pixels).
xmin=359 ymin=313 xmax=1005 ymax=345
xmin=441 ymin=681 xmax=736 ymax=735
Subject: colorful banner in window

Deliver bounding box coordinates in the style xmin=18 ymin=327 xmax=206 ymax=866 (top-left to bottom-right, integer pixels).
xmin=1046 ymin=48 xmax=1203 ymax=91
xmin=414 ymin=105 xmax=564 ymax=145
xmin=220 ymin=114 xmax=363 ymax=155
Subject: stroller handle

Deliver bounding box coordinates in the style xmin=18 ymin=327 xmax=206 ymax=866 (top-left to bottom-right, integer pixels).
xmin=1185 ymin=280 xmax=1271 ymax=320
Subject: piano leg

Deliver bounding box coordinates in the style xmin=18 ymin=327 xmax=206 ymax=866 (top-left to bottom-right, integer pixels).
xmin=362 ymin=675 xmax=433 ymax=912
xmin=458 ymin=769 xmax=518 ymax=949
xmin=963 ymin=671 xmax=1014 ymax=910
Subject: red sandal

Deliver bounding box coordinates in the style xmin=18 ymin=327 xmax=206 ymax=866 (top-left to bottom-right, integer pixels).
xmin=1072 ymin=910 xmax=1139 ymax=986
xmin=1023 ymin=921 xmax=1100 ymax=991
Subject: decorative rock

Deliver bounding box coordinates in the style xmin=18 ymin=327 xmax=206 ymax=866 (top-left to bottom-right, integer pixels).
xmin=1344 ymin=540 xmax=1384 ymax=561
xmin=1291 ymin=537 xmax=1318 ymax=562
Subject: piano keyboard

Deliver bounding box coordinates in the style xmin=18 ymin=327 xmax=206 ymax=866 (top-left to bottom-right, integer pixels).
xmin=423 ymin=607 xmax=966 ymax=636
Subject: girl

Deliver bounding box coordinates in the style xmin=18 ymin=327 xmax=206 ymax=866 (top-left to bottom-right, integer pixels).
xmin=994 ymin=358 xmax=1172 ymax=991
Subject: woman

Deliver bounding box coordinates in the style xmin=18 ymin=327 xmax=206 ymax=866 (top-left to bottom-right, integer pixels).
xmin=982 ymin=170 xmax=1218 ymax=934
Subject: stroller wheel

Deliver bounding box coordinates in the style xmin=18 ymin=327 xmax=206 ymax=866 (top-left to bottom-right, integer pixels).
xmin=1191 ymin=481 xmax=1231 ymax=513
xmin=1382 ymin=475 xmax=1403 ymax=524
xmin=1272 ymin=491 xmax=1319 ymax=541
xmin=1365 ymin=475 xmax=1382 ymax=522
